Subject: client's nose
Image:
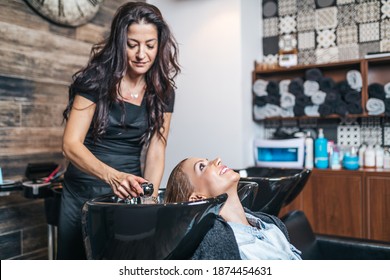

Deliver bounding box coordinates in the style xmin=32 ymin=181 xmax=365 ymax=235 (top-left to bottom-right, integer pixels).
xmin=211 ymin=157 xmax=222 ymax=166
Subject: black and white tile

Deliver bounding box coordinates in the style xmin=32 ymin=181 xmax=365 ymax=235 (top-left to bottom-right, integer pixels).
xmin=298 ymin=31 xmax=316 ymax=49
xmin=338 ymin=44 xmax=360 ymax=60
xmin=337 ymin=25 xmax=358 ymax=45
xmin=279 ymin=15 xmax=297 ymax=34
xmin=315 ymin=6 xmax=338 ymax=30
xmin=278 ymin=0 xmax=297 ymax=16
xmin=359 ymin=22 xmax=380 ymax=42
xmin=263 ymin=17 xmax=279 ymax=37
xmin=297 ymin=10 xmax=316 ymax=31
xmin=317 ymin=28 xmax=337 ymax=48
xmin=316 ymin=47 xmax=339 ymax=63
xmin=298 ymin=49 xmax=316 ymax=64
xmin=356 ymin=2 xmax=380 ymax=23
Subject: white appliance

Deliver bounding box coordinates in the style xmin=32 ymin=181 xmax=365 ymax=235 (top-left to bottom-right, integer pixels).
xmin=253 ymin=138 xmax=305 ymax=168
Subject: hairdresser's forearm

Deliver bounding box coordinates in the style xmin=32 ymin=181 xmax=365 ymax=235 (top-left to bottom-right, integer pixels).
xmin=62 ymin=141 xmax=118 ymax=184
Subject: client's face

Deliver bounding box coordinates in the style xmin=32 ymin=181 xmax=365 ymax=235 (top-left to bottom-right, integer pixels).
xmin=181 ymin=157 xmax=240 ymax=199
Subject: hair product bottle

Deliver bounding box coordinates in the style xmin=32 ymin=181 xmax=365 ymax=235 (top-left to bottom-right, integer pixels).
xmin=315 ymin=128 xmax=328 ymax=169
xmin=364 ymin=144 xmax=376 ymax=168
xmin=304 ymin=131 xmax=314 ymax=169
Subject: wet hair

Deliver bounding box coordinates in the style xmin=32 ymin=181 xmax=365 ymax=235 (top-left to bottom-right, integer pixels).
xmin=165 ymin=159 xmax=195 ymax=203
xmin=63 ymin=2 xmax=180 ymax=144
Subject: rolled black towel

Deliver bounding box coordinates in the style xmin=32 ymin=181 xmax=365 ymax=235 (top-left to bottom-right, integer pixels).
xmin=344 ymin=89 xmax=361 ymax=103
xmin=293 ymin=105 xmax=305 ymax=117
xmin=368 ymin=83 xmax=386 ymax=100
xmin=384 ymin=98 xmax=390 ymax=109
xmin=295 ymin=94 xmax=312 ymax=107
xmin=266 ymin=80 xmax=280 ymax=96
xmin=335 ymin=101 xmax=348 ymax=116
xmin=288 ymin=78 xmax=304 ymax=96
xmin=347 ymin=102 xmax=363 ymax=114
xmin=318 ymin=103 xmax=333 ymax=116
xmin=305 ymin=68 xmax=323 ymax=82
xmin=325 ymin=90 xmax=341 ymax=104
xmin=266 ymin=94 xmax=280 ymax=106
xmin=319 ymin=77 xmax=336 ymax=94
xmin=336 ymin=80 xmax=352 ymax=94
xmin=254 ymin=96 xmax=268 ymax=107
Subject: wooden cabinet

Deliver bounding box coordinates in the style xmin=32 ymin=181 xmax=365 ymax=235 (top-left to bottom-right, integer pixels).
xmin=280 ymin=169 xmax=390 ymax=242
xmin=365 ymin=171 xmax=390 ymax=241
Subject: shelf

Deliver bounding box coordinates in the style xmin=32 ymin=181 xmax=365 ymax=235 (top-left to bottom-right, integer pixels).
xmin=252 ymin=58 xmax=390 ymax=122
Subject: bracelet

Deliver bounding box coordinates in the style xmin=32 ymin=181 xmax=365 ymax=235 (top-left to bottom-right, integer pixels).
xmin=151 ymin=196 xmax=159 ymax=204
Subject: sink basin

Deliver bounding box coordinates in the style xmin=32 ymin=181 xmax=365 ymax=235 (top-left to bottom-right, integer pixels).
xmin=81 ymin=192 xmax=228 ymax=259
xmin=237 ymin=167 xmax=311 ymax=216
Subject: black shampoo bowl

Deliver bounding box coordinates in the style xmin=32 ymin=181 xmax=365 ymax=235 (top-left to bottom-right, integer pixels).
xmin=81 ymin=193 xmax=227 ymax=260
xmin=237 ymin=167 xmax=311 ymax=216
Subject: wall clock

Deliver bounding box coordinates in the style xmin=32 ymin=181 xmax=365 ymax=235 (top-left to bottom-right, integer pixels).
xmin=25 ymin=0 xmax=103 ymax=27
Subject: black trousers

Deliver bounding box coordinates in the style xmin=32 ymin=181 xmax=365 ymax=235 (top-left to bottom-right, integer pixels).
xmin=57 ymin=181 xmax=111 ymax=260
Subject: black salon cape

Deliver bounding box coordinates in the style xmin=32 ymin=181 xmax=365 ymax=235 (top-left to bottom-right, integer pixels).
xmin=191 ymin=209 xmax=290 ymax=260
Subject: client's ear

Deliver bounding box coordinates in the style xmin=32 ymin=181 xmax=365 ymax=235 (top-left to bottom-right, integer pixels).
xmin=189 ymin=192 xmax=206 ymax=201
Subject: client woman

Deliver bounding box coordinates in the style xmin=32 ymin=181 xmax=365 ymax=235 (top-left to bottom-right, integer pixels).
xmin=165 ymin=157 xmax=302 ymax=260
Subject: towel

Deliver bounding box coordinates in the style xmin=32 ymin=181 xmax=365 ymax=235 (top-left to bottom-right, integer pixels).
xmin=335 ymin=101 xmax=348 ymax=116
xmin=295 ymin=94 xmax=312 ymax=107
xmin=366 ymin=98 xmax=385 ymax=115
xmin=304 ymin=80 xmax=320 ymax=96
xmin=288 ymin=78 xmax=304 ymax=96
xmin=266 ymin=80 xmax=280 ymax=96
xmin=318 ymin=103 xmax=333 ymax=116
xmin=280 ymin=92 xmax=296 ymax=108
xmin=385 ymin=98 xmax=390 ymax=116
xmin=344 ymin=89 xmax=361 ymax=104
xmin=293 ymin=105 xmax=305 ymax=117
xmin=254 ymin=96 xmax=268 ymax=107
xmin=325 ymin=90 xmax=341 ymax=104
xmin=279 ymin=80 xmax=291 ymax=94
xmin=253 ymin=79 xmax=269 ymax=96
xmin=336 ymin=80 xmax=352 ymax=94
xmin=319 ymin=77 xmax=336 ymax=94
xmin=346 ymin=70 xmax=362 ymax=91
xmin=385 ymin=82 xmax=390 ymax=98
xmin=305 ymin=68 xmax=323 ymax=82
xmin=311 ymin=90 xmax=327 ymax=105
xmin=347 ymin=102 xmax=363 ymax=114
xmin=280 ymin=108 xmax=295 ymax=118
xmin=264 ymin=104 xmax=282 ymax=118
xmin=304 ymin=105 xmax=320 ymax=117
xmin=368 ymin=83 xmax=386 ymax=100
xmin=266 ymin=94 xmax=280 ymax=106
xmin=253 ymin=105 xmax=267 ymax=120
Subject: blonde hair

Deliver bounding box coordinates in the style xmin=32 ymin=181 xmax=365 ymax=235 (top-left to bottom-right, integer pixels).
xmin=165 ymin=159 xmax=195 ymax=203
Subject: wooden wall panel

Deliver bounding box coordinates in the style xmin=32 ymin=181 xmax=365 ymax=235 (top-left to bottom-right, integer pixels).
xmin=0 ymin=0 xmax=143 ymax=260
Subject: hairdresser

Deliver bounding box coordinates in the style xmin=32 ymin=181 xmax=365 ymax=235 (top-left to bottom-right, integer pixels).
xmin=58 ymin=2 xmax=180 ymax=259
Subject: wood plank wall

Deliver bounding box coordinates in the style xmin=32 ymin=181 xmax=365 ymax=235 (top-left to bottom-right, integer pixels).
xmin=0 ymin=0 xmax=133 ymax=178
xmin=0 ymin=0 xmax=140 ymax=260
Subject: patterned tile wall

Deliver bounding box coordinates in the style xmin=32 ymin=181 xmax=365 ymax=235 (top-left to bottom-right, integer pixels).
xmin=262 ymin=0 xmax=390 ymax=65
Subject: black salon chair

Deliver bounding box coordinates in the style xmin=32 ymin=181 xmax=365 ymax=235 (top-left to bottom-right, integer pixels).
xmin=282 ymin=210 xmax=390 ymax=260
xmin=237 ymin=167 xmax=311 ymax=216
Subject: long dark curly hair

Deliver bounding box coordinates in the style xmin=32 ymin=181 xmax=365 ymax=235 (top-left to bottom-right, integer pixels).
xmin=63 ymin=2 xmax=180 ymax=145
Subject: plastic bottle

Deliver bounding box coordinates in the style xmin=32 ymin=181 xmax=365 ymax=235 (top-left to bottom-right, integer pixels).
xmin=315 ymin=128 xmax=329 ymax=169
xmin=383 ymin=148 xmax=390 ymax=169
xmin=358 ymin=144 xmax=366 ymax=168
xmin=375 ymin=145 xmax=384 ymax=168
xmin=364 ymin=144 xmax=376 ymax=168
xmin=330 ymin=144 xmax=341 ymax=170
xmin=343 ymin=146 xmax=359 ymax=170
xmin=304 ymin=131 xmax=314 ymax=169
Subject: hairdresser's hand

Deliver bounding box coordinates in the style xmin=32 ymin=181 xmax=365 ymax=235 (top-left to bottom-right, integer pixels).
xmin=109 ymin=172 xmax=148 ymax=199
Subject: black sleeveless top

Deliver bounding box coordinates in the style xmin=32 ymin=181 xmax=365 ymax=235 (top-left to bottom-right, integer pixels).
xmin=63 ymin=91 xmax=174 ymax=194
